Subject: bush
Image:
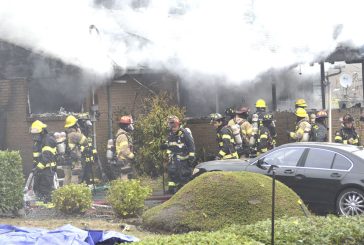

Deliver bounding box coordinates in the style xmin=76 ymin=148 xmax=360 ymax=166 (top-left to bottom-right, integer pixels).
xmin=138 ymin=230 xmax=261 ymax=245
xmin=0 ymin=151 xmax=24 ymax=212
xmin=232 ymin=216 xmax=364 ymax=245
xmin=143 ymin=171 xmax=306 ymax=232
xmin=107 ymin=179 xmax=152 ymax=217
xmin=52 ymin=184 xmax=92 ymax=214
xmin=134 ymin=93 xmax=185 ymax=176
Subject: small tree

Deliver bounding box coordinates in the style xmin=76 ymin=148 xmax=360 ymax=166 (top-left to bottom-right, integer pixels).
xmin=134 ymin=93 xmax=185 ymax=177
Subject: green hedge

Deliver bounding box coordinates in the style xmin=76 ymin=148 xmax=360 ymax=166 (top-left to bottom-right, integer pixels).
xmin=0 ymin=151 xmax=24 ymax=212
xmin=138 ymin=230 xmax=262 ymax=245
xmin=227 ymin=216 xmax=364 ymax=245
xmin=140 ymin=216 xmax=364 ymax=244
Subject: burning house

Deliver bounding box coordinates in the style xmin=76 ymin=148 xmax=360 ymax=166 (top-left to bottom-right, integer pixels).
xmin=0 ymin=40 xmax=179 ymax=175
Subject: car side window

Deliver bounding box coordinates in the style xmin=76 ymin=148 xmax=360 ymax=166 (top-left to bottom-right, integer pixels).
xmin=304 ymin=148 xmax=335 ymax=169
xmin=264 ymin=148 xmax=305 ymax=166
xmin=332 ymin=154 xmax=352 ymax=170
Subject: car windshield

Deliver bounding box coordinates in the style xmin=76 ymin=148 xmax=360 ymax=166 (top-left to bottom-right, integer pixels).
xmin=352 ymin=150 xmax=364 ymax=159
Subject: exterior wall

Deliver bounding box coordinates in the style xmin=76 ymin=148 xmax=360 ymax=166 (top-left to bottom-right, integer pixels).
xmin=187 ymin=109 xmax=364 ymax=159
xmin=1 ymin=73 xmax=178 ymax=176
xmin=1 ymin=79 xmax=33 ymax=175
xmin=2 ymin=76 xmax=364 ymax=176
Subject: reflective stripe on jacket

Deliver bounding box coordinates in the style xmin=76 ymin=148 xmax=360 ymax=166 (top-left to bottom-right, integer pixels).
xmin=115 ymin=128 xmax=134 ymax=161
xmin=290 ymin=119 xmax=311 ymax=142
xmin=166 ymin=127 xmax=195 ymax=160
xmin=335 ymin=127 xmax=360 ymax=145
xmin=216 ymin=125 xmax=238 ymax=159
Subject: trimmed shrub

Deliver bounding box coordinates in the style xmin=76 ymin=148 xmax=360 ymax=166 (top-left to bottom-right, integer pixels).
xmin=52 ymin=184 xmax=92 ymax=214
xmin=140 ymin=216 xmax=364 ymax=244
xmin=107 ymin=179 xmax=152 ymax=217
xmin=143 ymin=171 xmax=306 ymax=232
xmin=231 ymin=216 xmax=364 ymax=245
xmin=0 ymin=151 xmax=24 ymax=212
xmin=138 ymin=230 xmax=262 ymax=245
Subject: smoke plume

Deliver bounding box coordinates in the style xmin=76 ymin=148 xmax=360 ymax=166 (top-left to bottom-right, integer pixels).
xmin=1 ymin=0 xmax=364 ymax=82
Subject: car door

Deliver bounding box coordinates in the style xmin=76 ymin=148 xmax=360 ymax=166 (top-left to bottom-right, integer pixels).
xmin=246 ymin=147 xmax=306 ymax=190
xmin=298 ymin=148 xmax=350 ymax=211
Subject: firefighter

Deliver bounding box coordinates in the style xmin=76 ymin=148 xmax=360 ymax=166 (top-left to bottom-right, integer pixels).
xmin=64 ymin=115 xmax=88 ymax=185
xmin=78 ymin=114 xmax=97 ymax=185
xmin=234 ymin=107 xmax=253 ymax=157
xmin=162 ymin=115 xmax=195 ymax=194
xmin=226 ymin=107 xmax=243 ymax=153
xmin=115 ymin=115 xmax=135 ymax=180
xmin=335 ymin=114 xmax=360 ymax=145
xmin=296 ymin=98 xmax=316 ymax=127
xmin=311 ymin=110 xmax=328 ymax=142
xmin=289 ymin=108 xmax=311 ymax=142
xmin=257 ymin=113 xmax=273 ymax=154
xmin=210 ymin=113 xmax=239 ymax=160
xmin=30 ymin=120 xmax=57 ymax=202
xmin=253 ymin=99 xmax=277 ymax=148
xmin=295 ymin=98 xmax=307 ymax=109
xmin=225 ymin=107 xmax=236 ymax=122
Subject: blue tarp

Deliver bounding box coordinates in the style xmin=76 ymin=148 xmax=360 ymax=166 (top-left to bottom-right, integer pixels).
xmin=0 ymin=224 xmax=139 ymax=245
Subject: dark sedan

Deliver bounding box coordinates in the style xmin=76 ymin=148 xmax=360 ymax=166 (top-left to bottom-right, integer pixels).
xmin=192 ymin=142 xmax=364 ymax=215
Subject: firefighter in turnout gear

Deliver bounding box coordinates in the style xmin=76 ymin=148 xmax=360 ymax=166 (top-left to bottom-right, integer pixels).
xmin=30 ymin=120 xmax=57 ymax=202
xmin=232 ymin=107 xmax=253 ymax=157
xmin=311 ymin=110 xmax=328 ymax=142
xmin=335 ymin=114 xmax=360 ymax=145
xmin=78 ymin=113 xmax=98 ymax=185
xmin=295 ymin=98 xmax=307 ymax=109
xmin=253 ymin=99 xmax=277 ymax=148
xmin=257 ymin=113 xmax=273 ymax=154
xmin=225 ymin=107 xmax=243 ymax=153
xmin=210 ymin=113 xmax=239 ymax=160
xmin=115 ymin=115 xmax=135 ymax=180
xmin=64 ymin=115 xmax=88 ymax=185
xmin=289 ymin=108 xmax=311 ymax=142
xmin=162 ymin=116 xmax=195 ymax=194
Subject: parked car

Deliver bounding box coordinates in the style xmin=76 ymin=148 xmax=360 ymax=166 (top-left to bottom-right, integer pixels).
xmin=192 ymin=142 xmax=364 ymax=215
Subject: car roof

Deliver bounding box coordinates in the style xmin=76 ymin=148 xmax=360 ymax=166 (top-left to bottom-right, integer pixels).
xmin=278 ymin=142 xmax=364 ymax=154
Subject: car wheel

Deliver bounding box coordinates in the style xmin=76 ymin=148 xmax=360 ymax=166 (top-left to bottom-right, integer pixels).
xmin=337 ymin=188 xmax=364 ymax=216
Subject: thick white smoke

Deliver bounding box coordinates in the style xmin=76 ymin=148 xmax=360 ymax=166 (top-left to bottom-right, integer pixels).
xmin=0 ymin=0 xmax=363 ymax=81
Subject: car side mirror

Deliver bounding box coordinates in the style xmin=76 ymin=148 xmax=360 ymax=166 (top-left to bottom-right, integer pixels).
xmin=256 ymin=158 xmax=268 ymax=170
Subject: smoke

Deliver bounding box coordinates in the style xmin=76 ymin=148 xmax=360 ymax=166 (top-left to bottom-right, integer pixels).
xmin=1 ymin=0 xmax=364 ymax=82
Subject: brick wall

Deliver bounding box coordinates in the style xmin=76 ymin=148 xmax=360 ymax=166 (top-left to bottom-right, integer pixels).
xmin=186 ymin=109 xmax=364 ymax=159
xmin=1 ymin=73 xmax=177 ymax=176
xmin=1 ymin=79 xmax=33 ymax=174
xmin=3 ymin=74 xmax=364 ymax=176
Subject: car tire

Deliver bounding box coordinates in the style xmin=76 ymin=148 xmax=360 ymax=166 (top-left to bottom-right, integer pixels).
xmin=336 ymin=188 xmax=364 ymax=216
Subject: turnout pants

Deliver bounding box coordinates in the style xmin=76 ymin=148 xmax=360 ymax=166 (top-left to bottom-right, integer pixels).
xmin=167 ymin=158 xmax=192 ymax=188
xmin=33 ymin=168 xmax=54 ymax=202
xmin=79 ymin=162 xmax=93 ymax=185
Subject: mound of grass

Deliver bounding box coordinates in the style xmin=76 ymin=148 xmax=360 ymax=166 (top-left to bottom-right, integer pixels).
xmin=227 ymin=216 xmax=364 ymax=245
xmin=143 ymin=171 xmax=306 ymax=233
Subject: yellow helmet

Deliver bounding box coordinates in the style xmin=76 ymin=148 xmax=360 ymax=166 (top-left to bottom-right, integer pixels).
xmin=255 ymin=99 xmax=266 ymax=108
xmin=30 ymin=120 xmax=47 ymax=134
xmin=64 ymin=115 xmax=78 ymax=128
xmin=295 ymin=108 xmax=308 ymax=118
xmin=295 ymin=98 xmax=307 ymax=108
